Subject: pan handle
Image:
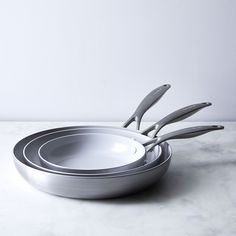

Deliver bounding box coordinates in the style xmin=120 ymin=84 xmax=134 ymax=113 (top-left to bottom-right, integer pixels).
xmin=122 ymin=84 xmax=171 ymax=130
xmin=143 ymin=125 xmax=224 ymax=152
xmin=141 ymin=102 xmax=212 ymax=137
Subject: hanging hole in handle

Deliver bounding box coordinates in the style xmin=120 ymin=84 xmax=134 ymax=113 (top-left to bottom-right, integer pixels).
xmin=202 ymin=102 xmax=212 ymax=106
xmin=212 ymin=125 xmax=224 ymax=129
xmin=153 ymin=84 xmax=171 ymax=95
xmin=163 ymin=84 xmax=171 ymax=87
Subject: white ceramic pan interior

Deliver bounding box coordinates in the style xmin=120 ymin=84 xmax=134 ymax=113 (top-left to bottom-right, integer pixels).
xmin=23 ymin=126 xmax=161 ymax=176
xmin=39 ymin=132 xmax=146 ymax=170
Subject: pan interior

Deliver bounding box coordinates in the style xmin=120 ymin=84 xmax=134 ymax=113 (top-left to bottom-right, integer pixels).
xmin=39 ymin=133 xmax=145 ymax=170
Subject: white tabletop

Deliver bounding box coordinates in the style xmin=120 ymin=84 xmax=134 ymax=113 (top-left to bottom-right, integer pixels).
xmin=0 ymin=121 xmax=235 ymax=236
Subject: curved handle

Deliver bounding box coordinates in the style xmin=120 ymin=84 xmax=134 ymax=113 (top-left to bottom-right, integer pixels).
xmin=141 ymin=102 xmax=212 ymax=137
xmin=143 ymin=125 xmax=224 ymax=152
xmin=122 ymin=84 xmax=171 ymax=130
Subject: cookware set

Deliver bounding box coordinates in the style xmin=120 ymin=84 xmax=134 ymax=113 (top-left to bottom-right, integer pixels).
xmin=13 ymin=84 xmax=224 ymax=199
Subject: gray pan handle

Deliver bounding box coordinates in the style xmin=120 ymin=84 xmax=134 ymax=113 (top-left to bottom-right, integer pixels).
xmin=122 ymin=84 xmax=171 ymax=130
xmin=143 ymin=125 xmax=224 ymax=152
xmin=141 ymin=102 xmax=212 ymax=137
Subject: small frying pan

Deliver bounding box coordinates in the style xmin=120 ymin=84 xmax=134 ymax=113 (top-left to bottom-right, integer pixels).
xmin=38 ymin=125 xmax=223 ymax=174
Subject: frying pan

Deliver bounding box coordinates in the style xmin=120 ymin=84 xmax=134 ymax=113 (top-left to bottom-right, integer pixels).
xmin=38 ymin=125 xmax=220 ymax=174
xmin=14 ymin=125 xmax=223 ymax=199
xmin=23 ymin=101 xmax=212 ymax=174
xmin=22 ymin=81 xmax=211 ymax=174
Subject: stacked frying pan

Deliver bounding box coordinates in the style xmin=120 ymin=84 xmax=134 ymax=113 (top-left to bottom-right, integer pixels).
xmin=13 ymin=84 xmax=224 ymax=199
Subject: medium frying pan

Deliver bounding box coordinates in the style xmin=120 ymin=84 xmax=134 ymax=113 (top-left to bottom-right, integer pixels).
xmin=23 ymin=102 xmax=212 ymax=174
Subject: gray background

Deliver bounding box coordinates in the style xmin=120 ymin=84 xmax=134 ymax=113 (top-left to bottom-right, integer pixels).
xmin=0 ymin=0 xmax=235 ymax=121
